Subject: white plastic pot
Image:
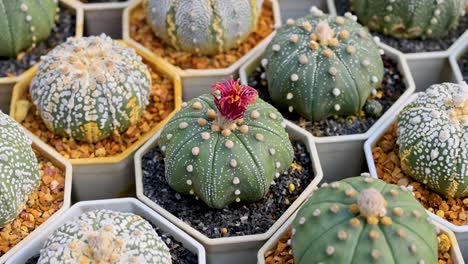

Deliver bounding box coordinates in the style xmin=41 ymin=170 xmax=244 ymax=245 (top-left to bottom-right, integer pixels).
xmin=81 ymin=1 xmax=130 ymax=38
xmin=257 ymin=211 xmax=465 ymax=264
xmin=239 ymin=41 xmax=415 ymax=183
xmin=0 ymin=130 xmax=73 ymax=264
xmin=449 ymin=32 xmax=468 ymax=84
xmin=122 ymin=0 xmax=282 ymax=101
xmin=5 ymin=198 xmax=206 ymax=264
xmin=364 ymin=93 xmax=468 ymax=261
xmin=134 ymin=122 xmax=323 ymax=264
xmin=277 ymin=0 xmax=336 ymax=22
xmin=0 ymin=0 xmax=84 ymax=114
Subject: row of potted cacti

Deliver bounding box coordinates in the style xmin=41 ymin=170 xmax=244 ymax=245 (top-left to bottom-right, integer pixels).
xmin=0 ymin=0 xmax=466 ymax=264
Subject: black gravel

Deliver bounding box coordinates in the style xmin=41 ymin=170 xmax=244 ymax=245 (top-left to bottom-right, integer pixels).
xmin=459 ymin=51 xmax=468 ymax=82
xmin=24 ymin=225 xmax=197 ymax=264
xmin=0 ymin=7 xmax=76 ymax=78
xmin=142 ymin=141 xmax=314 ymax=238
xmin=248 ymin=55 xmax=406 ymax=137
xmin=80 ymin=0 xmax=127 ymax=2
xmin=334 ymin=0 xmax=468 ymax=53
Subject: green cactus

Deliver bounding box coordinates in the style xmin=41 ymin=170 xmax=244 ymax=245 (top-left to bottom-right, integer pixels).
xmin=263 ymin=9 xmax=384 ymax=121
xmin=30 ymin=34 xmax=151 ymax=144
xmin=292 ymin=175 xmax=438 ymax=264
xmin=158 ymin=78 xmax=293 ymax=209
xmin=144 ymin=0 xmax=262 ymax=55
xmin=397 ymin=82 xmax=468 ymax=199
xmin=0 ymin=110 xmax=40 ymax=227
xmin=0 ymin=0 xmax=58 ymax=58
xmin=351 ymin=0 xmax=465 ymax=39
xmin=37 ymin=209 xmax=172 ymax=263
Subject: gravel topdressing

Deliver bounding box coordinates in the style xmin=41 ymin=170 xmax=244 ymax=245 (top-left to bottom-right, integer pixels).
xmin=0 ymin=8 xmax=76 ymax=78
xmin=459 ymin=51 xmax=468 ymax=82
xmin=24 ymin=223 xmax=197 ymax=264
xmin=142 ymin=141 xmax=314 ymax=238
xmin=248 ymin=55 xmax=406 ymax=137
xmin=334 ymin=0 xmax=468 ymax=53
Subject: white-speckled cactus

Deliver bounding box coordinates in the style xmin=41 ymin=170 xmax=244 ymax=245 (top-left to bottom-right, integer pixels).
xmin=0 ymin=111 xmax=40 ymax=227
xmin=144 ymin=0 xmax=263 ymax=55
xmin=0 ymin=0 xmax=59 ymax=58
xmin=263 ymin=9 xmax=384 ymax=121
xmin=397 ymin=82 xmax=468 ymax=198
xmin=158 ymin=78 xmax=294 ymax=208
xmin=30 ymin=34 xmax=151 ymax=144
xmin=351 ymin=0 xmax=465 ymax=39
xmin=37 ymin=209 xmax=172 ymax=264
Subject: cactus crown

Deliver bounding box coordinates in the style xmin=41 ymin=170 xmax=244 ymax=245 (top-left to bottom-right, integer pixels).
xmin=351 ymin=0 xmax=465 ymax=39
xmin=0 ymin=111 xmax=40 ymax=228
xmin=292 ymin=176 xmax=438 ymax=264
xmin=263 ymin=8 xmax=384 ymax=121
xmin=397 ymin=82 xmax=468 ymax=198
xmin=38 ymin=209 xmax=172 ymax=264
xmin=0 ymin=0 xmax=59 ymax=58
xmin=30 ymin=34 xmax=151 ymax=144
xmin=158 ymin=78 xmax=293 ymax=208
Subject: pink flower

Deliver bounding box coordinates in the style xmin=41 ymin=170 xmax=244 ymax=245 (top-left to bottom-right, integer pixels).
xmin=212 ymin=78 xmax=257 ymax=120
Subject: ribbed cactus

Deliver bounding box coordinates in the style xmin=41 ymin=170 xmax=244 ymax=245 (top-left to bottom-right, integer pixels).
xmin=263 ymin=9 xmax=384 ymax=121
xmin=292 ymin=176 xmax=438 ymax=264
xmin=0 ymin=0 xmax=58 ymax=58
xmin=158 ymin=78 xmax=293 ymax=208
xmin=30 ymin=34 xmax=151 ymax=144
xmin=37 ymin=209 xmax=172 ymax=263
xmin=0 ymin=111 xmax=40 ymax=227
xmin=397 ymin=82 xmax=468 ymax=198
xmin=144 ymin=0 xmax=262 ymax=55
xmin=351 ymin=0 xmax=465 ymax=39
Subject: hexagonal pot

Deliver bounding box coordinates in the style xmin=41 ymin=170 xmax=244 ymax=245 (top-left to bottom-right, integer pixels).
xmin=134 ymin=121 xmax=323 ymax=264
xmin=326 ymin=0 xmax=468 ymax=90
xmin=239 ymin=42 xmax=415 ymax=183
xmin=257 ymin=210 xmax=464 ymax=264
xmin=277 ymin=0 xmax=335 ymax=23
xmin=0 ymin=129 xmax=72 ymax=263
xmin=0 ymin=0 xmax=84 ymax=114
xmin=5 ymin=198 xmax=206 ymax=264
xmin=122 ymin=0 xmax=282 ymax=101
xmin=364 ymin=93 xmax=468 ymax=259
xmin=449 ymin=32 xmax=468 ymax=84
xmin=80 ymin=1 xmax=130 ymax=38
xmin=9 ymin=42 xmax=182 ymax=201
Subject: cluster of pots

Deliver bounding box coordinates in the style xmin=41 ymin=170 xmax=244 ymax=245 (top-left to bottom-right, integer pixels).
xmin=0 ymin=0 xmax=466 ymax=263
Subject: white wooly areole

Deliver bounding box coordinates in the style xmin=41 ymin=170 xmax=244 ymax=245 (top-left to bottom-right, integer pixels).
xmin=326 ymin=0 xmax=468 ymax=92
xmin=239 ymin=25 xmax=416 ymax=183
xmin=364 ymin=88 xmax=468 ymax=258
xmin=122 ymin=0 xmax=282 ymax=101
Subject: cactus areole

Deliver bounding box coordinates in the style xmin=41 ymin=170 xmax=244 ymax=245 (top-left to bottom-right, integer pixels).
xmin=397 ymin=82 xmax=468 ymax=198
xmin=158 ymin=78 xmax=294 ymax=208
xmin=37 ymin=210 xmax=172 ymax=263
xmin=292 ymin=176 xmax=438 ymax=264
xmin=0 ymin=111 xmax=40 ymax=228
xmin=351 ymin=0 xmax=465 ymax=39
xmin=30 ymin=35 xmax=151 ymax=144
xmin=263 ymin=10 xmax=384 ymax=121
xmin=144 ymin=0 xmax=262 ymax=55
xmin=0 ymin=0 xmax=58 ymax=58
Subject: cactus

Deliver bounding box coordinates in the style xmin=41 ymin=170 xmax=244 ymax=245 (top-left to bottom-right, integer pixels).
xmin=158 ymin=78 xmax=293 ymax=209
xmin=30 ymin=34 xmax=151 ymax=144
xmin=37 ymin=209 xmax=172 ymax=263
xmin=292 ymin=175 xmax=438 ymax=264
xmin=0 ymin=0 xmax=58 ymax=58
xmin=397 ymin=82 xmax=468 ymax=198
xmin=144 ymin=0 xmax=262 ymax=55
xmin=263 ymin=9 xmax=384 ymax=121
xmin=0 ymin=110 xmax=40 ymax=227
xmin=351 ymin=0 xmax=465 ymax=39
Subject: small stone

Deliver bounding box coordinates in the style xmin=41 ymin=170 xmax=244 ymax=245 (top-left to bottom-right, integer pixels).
xmin=288 ymin=183 xmax=295 ymax=192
